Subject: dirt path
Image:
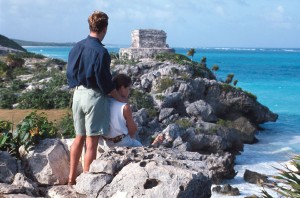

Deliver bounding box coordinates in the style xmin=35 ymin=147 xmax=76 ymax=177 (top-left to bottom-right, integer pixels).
xmin=0 ymin=109 xmax=71 ymax=126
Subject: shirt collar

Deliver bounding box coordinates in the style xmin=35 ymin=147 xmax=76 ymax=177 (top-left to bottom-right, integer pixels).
xmin=87 ymin=35 xmax=105 ymax=46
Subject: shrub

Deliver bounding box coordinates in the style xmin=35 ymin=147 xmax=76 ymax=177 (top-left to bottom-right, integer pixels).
xmin=216 ymin=119 xmax=232 ymax=127
xmin=47 ymin=73 xmax=67 ymax=88
xmin=0 ymin=120 xmax=13 ymax=153
xmin=6 ymin=53 xmax=25 ymax=68
xmin=11 ymin=66 xmax=30 ymax=78
xmin=0 ymin=60 xmax=9 ymax=79
xmin=0 ymin=111 xmax=57 ymax=158
xmin=18 ymin=88 xmax=71 ymax=109
xmin=175 ymin=118 xmax=192 ymax=129
xmin=18 ymin=52 xmax=45 ymax=59
xmin=262 ymin=154 xmax=300 ymax=198
xmin=56 ymin=112 xmax=75 ymax=138
xmin=0 ymin=89 xmax=18 ymax=109
xmin=225 ymin=73 xmax=234 ymax=84
xmin=157 ymin=77 xmax=174 ymax=92
xmin=155 ymin=53 xmax=192 ymax=65
xmin=129 ymin=89 xmax=157 ymax=117
xmin=10 ymin=79 xmax=27 ymax=91
xmin=244 ymin=90 xmax=257 ymax=101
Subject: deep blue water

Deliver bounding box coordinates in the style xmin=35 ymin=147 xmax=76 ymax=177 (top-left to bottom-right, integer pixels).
xmin=24 ymin=46 xmax=300 ymax=158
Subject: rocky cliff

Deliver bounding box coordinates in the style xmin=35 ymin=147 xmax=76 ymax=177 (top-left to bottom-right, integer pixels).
xmin=0 ymin=53 xmax=278 ymax=197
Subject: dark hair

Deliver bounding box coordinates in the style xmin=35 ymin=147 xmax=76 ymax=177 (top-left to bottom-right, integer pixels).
xmin=113 ymin=74 xmax=132 ymax=90
xmin=88 ymin=11 xmax=108 ymax=33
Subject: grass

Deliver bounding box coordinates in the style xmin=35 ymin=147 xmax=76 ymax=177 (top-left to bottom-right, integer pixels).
xmin=0 ymin=109 xmax=71 ymax=126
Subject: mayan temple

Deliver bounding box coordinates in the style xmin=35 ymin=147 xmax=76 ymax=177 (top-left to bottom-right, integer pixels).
xmin=119 ymin=29 xmax=175 ymax=60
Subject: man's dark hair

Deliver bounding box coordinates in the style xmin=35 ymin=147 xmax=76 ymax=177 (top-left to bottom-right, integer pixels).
xmin=88 ymin=11 xmax=108 ymax=33
xmin=113 ymin=74 xmax=132 ymax=90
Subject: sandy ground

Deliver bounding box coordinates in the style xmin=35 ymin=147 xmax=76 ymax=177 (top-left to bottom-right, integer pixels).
xmin=0 ymin=109 xmax=71 ymax=126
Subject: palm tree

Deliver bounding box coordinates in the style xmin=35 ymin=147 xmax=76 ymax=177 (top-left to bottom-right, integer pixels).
xmin=187 ymin=48 xmax=196 ymax=61
xmin=200 ymin=56 xmax=207 ymax=67
xmin=225 ymin=73 xmax=234 ymax=84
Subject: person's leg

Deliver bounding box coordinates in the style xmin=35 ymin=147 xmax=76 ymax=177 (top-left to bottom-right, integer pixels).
xmin=83 ymin=135 xmax=100 ymax=172
xmin=68 ymin=135 xmax=85 ymax=184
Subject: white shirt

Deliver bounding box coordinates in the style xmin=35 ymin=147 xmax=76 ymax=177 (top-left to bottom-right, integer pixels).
xmin=106 ymin=98 xmax=128 ymax=138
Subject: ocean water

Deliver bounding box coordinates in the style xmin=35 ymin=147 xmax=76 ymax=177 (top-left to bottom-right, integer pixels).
xmin=24 ymin=46 xmax=300 ymax=197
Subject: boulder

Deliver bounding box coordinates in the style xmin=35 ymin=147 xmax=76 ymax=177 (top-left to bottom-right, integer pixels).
xmin=12 ymin=173 xmax=39 ymax=196
xmin=186 ymin=100 xmax=217 ymax=122
xmin=74 ymin=173 xmax=113 ymax=196
xmin=244 ymin=169 xmax=270 ymax=186
xmin=0 ymin=151 xmax=18 ymax=183
xmin=212 ymin=184 xmax=240 ymax=196
xmin=98 ymin=161 xmax=212 ymax=198
xmin=46 ymin=185 xmax=81 ymax=198
xmin=24 ymin=139 xmax=73 ymax=185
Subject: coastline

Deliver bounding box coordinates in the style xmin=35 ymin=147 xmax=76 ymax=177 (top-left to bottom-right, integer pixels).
xmin=20 ymin=46 xmax=300 ymax=196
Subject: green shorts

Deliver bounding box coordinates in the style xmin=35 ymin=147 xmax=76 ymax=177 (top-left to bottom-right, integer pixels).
xmin=72 ymin=86 xmax=109 ymax=136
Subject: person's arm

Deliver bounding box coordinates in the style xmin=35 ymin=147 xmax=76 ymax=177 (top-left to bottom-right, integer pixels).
xmin=109 ymin=89 xmax=127 ymax=103
xmin=123 ymin=104 xmax=137 ymax=138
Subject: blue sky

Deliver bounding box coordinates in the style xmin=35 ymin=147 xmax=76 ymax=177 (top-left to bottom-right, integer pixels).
xmin=0 ymin=0 xmax=299 ymax=48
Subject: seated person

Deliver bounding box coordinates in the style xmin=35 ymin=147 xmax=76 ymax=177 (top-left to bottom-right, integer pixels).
xmin=99 ymin=74 xmax=142 ymax=151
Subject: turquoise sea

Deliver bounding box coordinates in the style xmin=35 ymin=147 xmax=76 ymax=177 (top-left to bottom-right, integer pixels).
xmin=25 ymin=45 xmax=300 ymax=196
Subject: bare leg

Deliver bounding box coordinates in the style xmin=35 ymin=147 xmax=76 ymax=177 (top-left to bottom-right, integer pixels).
xmin=68 ymin=135 xmax=85 ymax=184
xmin=83 ymin=135 xmax=100 ymax=172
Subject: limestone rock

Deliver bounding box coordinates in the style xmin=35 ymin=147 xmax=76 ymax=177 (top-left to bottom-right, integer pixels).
xmin=0 ymin=151 xmax=17 ymax=183
xmin=12 ymin=173 xmax=39 ymax=196
xmin=98 ymin=161 xmax=212 ymax=198
xmin=74 ymin=173 xmax=113 ymax=196
xmin=0 ymin=182 xmax=25 ymax=194
xmin=244 ymin=169 xmax=270 ymax=186
xmin=186 ymin=100 xmax=217 ymax=122
xmin=212 ymin=184 xmax=240 ymax=196
xmin=46 ymin=185 xmax=83 ymax=198
xmin=24 ymin=139 xmax=71 ymax=185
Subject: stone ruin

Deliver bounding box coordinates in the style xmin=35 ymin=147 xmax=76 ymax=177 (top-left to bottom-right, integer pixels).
xmin=119 ymin=29 xmax=175 ymax=60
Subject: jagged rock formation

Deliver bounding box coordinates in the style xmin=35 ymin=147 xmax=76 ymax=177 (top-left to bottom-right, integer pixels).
xmin=0 ymin=52 xmax=279 ymax=197
xmin=119 ymin=29 xmax=175 ymax=60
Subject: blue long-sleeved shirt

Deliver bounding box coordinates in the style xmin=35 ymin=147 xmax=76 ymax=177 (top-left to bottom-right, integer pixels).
xmin=66 ymin=35 xmax=115 ymax=94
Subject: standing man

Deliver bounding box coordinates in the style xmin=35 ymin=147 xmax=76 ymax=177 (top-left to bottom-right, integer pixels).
xmin=66 ymin=11 xmax=123 ymax=185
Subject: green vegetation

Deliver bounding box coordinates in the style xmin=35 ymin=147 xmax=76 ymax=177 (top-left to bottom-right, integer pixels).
xmin=187 ymin=48 xmax=196 ymax=61
xmin=200 ymin=56 xmax=207 ymax=68
xmin=0 ymin=111 xmax=56 ymax=158
xmin=233 ymin=79 xmax=238 ymax=86
xmin=0 ymin=89 xmax=18 ymax=109
xmin=157 ymin=77 xmax=174 ymax=92
xmin=18 ymin=89 xmax=71 ymax=109
xmin=225 ymin=73 xmax=234 ymax=84
xmin=0 ymin=34 xmax=26 ymax=51
xmin=220 ymin=84 xmax=257 ymax=101
xmin=216 ymin=119 xmax=232 ymax=127
xmin=155 ymin=94 xmax=165 ymax=101
xmin=155 ymin=52 xmax=192 ymax=65
xmin=113 ymin=52 xmax=140 ymax=66
xmin=0 ymin=52 xmax=69 ymax=109
xmin=244 ymin=90 xmax=257 ymax=100
xmin=129 ymin=89 xmax=156 ymax=118
xmin=56 ymin=112 xmax=75 ymax=139
xmin=262 ymin=154 xmax=300 ymax=198
xmin=175 ymin=118 xmax=193 ymax=129
xmin=6 ymin=53 xmax=25 ymax=68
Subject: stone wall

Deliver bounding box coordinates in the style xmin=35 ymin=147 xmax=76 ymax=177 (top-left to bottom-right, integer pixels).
xmin=119 ymin=29 xmax=174 ymax=60
xmin=131 ymin=29 xmax=167 ymax=48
